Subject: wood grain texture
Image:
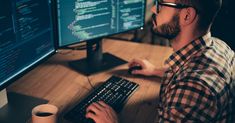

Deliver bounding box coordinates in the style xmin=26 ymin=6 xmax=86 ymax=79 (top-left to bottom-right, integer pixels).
xmin=8 ymin=39 xmax=173 ymax=123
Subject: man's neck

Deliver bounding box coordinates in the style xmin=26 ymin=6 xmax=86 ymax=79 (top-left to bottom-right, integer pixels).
xmin=170 ymin=29 xmax=208 ymax=52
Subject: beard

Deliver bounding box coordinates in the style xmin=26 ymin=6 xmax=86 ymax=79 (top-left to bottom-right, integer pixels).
xmin=151 ymin=13 xmax=181 ymax=40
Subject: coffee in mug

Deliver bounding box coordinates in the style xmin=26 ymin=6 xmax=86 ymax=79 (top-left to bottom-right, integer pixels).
xmin=32 ymin=104 xmax=58 ymax=123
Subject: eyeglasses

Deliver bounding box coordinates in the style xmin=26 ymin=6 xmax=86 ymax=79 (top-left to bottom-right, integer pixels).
xmin=155 ymin=0 xmax=193 ymax=13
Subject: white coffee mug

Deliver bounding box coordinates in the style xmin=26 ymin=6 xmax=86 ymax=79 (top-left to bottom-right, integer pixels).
xmin=32 ymin=104 xmax=58 ymax=123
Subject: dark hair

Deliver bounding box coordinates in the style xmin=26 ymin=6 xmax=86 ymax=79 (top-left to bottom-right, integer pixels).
xmin=176 ymin=0 xmax=222 ymax=30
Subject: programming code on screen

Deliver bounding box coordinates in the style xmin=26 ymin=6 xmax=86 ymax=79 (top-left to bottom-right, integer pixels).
xmin=57 ymin=0 xmax=145 ymax=46
xmin=0 ymin=0 xmax=54 ymax=86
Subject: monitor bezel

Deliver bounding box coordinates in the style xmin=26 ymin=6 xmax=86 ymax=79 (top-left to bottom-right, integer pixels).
xmin=52 ymin=0 xmax=147 ymax=49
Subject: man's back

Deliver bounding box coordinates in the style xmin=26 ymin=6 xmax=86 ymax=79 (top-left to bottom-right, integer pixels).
xmin=158 ymin=33 xmax=235 ymax=122
xmin=184 ymin=37 xmax=235 ymax=122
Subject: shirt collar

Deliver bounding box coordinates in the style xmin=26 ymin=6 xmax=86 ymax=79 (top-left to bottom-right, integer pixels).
xmin=165 ymin=32 xmax=212 ymax=73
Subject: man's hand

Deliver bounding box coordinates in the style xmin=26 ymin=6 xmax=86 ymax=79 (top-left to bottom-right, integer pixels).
xmin=86 ymin=101 xmax=119 ymax=123
xmin=128 ymin=58 xmax=166 ymax=77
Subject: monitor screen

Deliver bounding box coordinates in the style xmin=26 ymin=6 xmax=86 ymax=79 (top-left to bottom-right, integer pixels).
xmin=56 ymin=0 xmax=146 ymax=47
xmin=0 ymin=0 xmax=55 ymax=90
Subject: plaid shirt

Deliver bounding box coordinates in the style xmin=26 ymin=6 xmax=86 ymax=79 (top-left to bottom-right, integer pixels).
xmin=156 ymin=33 xmax=235 ymax=122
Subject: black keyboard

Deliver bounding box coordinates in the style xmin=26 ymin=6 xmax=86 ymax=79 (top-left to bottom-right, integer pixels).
xmin=64 ymin=76 xmax=139 ymax=123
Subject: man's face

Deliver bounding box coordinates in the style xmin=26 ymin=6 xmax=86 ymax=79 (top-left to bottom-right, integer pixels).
xmin=151 ymin=0 xmax=181 ymax=40
xmin=152 ymin=13 xmax=180 ymax=39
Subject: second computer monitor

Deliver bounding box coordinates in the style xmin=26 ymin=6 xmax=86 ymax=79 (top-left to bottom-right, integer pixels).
xmin=56 ymin=0 xmax=146 ymax=47
xmin=55 ymin=0 xmax=146 ymax=75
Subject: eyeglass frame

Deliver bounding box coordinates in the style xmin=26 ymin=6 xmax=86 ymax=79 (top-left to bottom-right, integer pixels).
xmin=155 ymin=0 xmax=195 ymax=13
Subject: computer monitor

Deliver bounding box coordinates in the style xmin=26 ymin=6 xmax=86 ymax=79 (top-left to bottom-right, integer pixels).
xmin=0 ymin=0 xmax=55 ymax=122
xmin=54 ymin=0 xmax=146 ymax=75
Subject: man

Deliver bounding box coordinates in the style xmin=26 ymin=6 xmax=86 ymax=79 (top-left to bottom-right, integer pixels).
xmin=86 ymin=0 xmax=235 ymax=122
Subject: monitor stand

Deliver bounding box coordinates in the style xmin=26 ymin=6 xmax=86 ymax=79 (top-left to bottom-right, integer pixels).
xmin=0 ymin=90 xmax=48 ymax=123
xmin=69 ymin=38 xmax=127 ymax=75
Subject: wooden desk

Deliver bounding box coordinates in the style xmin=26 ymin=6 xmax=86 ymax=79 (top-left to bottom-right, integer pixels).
xmin=8 ymin=39 xmax=173 ymax=123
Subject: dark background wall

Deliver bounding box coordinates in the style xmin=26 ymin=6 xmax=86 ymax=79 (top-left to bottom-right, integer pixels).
xmin=111 ymin=0 xmax=235 ymax=50
xmin=211 ymin=0 xmax=235 ymax=50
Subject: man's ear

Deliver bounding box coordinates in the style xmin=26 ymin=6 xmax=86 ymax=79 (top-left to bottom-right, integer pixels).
xmin=180 ymin=7 xmax=197 ymax=26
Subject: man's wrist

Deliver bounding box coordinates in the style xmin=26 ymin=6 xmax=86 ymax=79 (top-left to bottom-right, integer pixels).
xmin=153 ymin=68 xmax=166 ymax=77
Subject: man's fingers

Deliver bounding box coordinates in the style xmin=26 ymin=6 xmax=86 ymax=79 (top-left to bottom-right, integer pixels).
xmin=86 ymin=102 xmax=102 ymax=114
xmin=128 ymin=59 xmax=143 ymax=67
xmin=85 ymin=112 xmax=98 ymax=121
xmin=97 ymin=101 xmax=109 ymax=108
xmin=131 ymin=69 xmax=143 ymax=75
xmin=86 ymin=101 xmax=118 ymax=123
xmin=92 ymin=102 xmax=103 ymax=110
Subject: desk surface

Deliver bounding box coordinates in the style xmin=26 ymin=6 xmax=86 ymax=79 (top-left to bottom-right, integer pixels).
xmin=8 ymin=39 xmax=173 ymax=123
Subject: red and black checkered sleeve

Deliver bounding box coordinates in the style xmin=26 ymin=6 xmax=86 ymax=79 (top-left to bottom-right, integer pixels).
xmin=157 ymin=81 xmax=218 ymax=123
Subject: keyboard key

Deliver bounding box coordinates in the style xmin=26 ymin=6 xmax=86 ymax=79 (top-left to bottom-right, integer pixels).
xmin=64 ymin=76 xmax=139 ymax=123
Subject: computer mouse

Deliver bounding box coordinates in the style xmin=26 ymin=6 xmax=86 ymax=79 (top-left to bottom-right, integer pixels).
xmin=128 ymin=66 xmax=142 ymax=74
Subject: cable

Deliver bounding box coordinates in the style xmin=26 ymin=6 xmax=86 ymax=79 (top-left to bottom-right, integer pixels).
xmin=87 ymin=76 xmax=95 ymax=90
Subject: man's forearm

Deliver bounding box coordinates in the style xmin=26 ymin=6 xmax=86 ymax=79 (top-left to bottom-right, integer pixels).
xmin=153 ymin=67 xmax=167 ymax=77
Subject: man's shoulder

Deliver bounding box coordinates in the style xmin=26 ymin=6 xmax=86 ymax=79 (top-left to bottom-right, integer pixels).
xmin=166 ymin=35 xmax=235 ymax=96
xmin=183 ymin=37 xmax=234 ymax=74
xmin=206 ymin=37 xmax=234 ymax=56
xmin=175 ymin=38 xmax=235 ymax=93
